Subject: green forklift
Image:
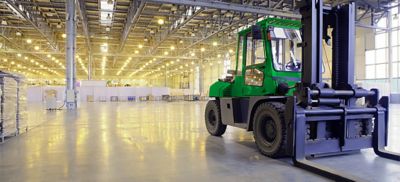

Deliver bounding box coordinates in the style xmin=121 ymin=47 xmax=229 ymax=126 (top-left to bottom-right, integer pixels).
xmin=204 ymin=1 xmax=400 ymax=181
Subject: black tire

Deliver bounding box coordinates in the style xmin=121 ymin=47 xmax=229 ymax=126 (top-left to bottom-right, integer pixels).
xmin=253 ymin=102 xmax=287 ymax=158
xmin=205 ymin=100 xmax=227 ymax=136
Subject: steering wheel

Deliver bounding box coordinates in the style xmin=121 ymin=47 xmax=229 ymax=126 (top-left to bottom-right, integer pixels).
xmin=285 ymin=61 xmax=301 ymax=71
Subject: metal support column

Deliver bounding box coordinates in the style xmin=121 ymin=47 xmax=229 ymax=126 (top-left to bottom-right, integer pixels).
xmin=387 ymin=11 xmax=393 ymax=95
xmin=65 ymin=0 xmax=77 ymax=109
xmin=88 ymin=53 xmax=92 ymax=80
xmin=199 ymin=63 xmax=204 ymax=96
xmin=164 ymin=67 xmax=167 ymax=87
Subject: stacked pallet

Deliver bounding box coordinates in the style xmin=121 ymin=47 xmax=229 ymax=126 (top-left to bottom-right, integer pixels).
xmin=0 ymin=72 xmax=26 ymax=142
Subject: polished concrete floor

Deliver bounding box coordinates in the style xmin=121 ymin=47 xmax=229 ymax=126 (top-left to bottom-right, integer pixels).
xmin=0 ymin=101 xmax=399 ymax=182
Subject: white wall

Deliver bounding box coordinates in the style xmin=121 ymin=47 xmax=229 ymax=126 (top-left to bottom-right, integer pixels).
xmin=26 ymin=86 xmax=193 ymax=102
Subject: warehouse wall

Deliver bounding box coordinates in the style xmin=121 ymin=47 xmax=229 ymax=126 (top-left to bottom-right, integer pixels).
xmin=355 ymin=27 xmax=375 ymax=80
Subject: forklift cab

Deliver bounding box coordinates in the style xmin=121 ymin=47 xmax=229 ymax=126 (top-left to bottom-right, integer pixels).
xmin=226 ymin=19 xmax=303 ymax=97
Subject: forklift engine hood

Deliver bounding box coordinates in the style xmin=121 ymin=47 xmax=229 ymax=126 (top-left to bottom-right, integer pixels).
xmin=209 ymin=81 xmax=232 ymax=97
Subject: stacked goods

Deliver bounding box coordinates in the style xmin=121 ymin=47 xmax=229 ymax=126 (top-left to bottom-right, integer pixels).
xmin=17 ymin=78 xmax=28 ymax=133
xmin=2 ymin=77 xmax=18 ymax=137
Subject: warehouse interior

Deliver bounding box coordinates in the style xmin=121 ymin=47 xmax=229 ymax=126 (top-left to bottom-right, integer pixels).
xmin=0 ymin=0 xmax=399 ymax=181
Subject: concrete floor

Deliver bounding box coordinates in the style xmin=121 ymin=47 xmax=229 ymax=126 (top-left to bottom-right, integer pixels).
xmin=0 ymin=102 xmax=399 ymax=182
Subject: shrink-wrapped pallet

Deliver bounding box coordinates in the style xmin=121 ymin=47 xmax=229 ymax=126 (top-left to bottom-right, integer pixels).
xmin=2 ymin=77 xmax=18 ymax=137
xmin=17 ymin=78 xmax=28 ymax=133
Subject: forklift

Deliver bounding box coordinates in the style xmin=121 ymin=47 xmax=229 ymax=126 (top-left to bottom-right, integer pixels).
xmin=204 ymin=0 xmax=400 ymax=181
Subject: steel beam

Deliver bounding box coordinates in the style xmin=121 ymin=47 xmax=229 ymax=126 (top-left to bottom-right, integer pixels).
xmin=145 ymin=0 xmax=300 ymax=19
xmin=356 ymin=23 xmax=388 ymax=30
xmin=76 ymin=0 xmax=91 ymax=52
xmin=182 ymin=16 xmax=249 ymax=52
xmin=4 ymin=0 xmax=59 ymax=50
xmin=272 ymin=0 xmax=285 ymax=9
xmin=0 ymin=30 xmax=55 ymax=73
xmin=149 ymin=8 xmax=204 ymax=54
xmin=119 ymin=0 xmax=146 ymax=52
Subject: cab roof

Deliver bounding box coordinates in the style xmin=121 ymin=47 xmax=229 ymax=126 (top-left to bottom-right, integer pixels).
xmin=238 ymin=18 xmax=301 ymax=35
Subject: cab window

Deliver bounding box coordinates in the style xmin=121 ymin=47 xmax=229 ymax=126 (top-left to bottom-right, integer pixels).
xmin=270 ymin=27 xmax=302 ymax=72
xmin=246 ymin=33 xmax=265 ymax=66
xmin=244 ymin=28 xmax=265 ymax=86
xmin=236 ymin=36 xmax=244 ymax=74
xmin=245 ymin=69 xmax=263 ymax=86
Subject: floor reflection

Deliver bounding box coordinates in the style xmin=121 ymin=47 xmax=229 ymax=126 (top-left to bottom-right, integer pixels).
xmin=0 ymin=102 xmax=399 ymax=181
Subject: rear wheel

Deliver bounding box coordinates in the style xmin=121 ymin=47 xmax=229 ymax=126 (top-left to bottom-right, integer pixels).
xmin=253 ymin=102 xmax=287 ymax=158
xmin=205 ymin=100 xmax=226 ymax=136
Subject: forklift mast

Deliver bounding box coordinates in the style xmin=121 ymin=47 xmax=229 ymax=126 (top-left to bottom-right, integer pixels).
xmin=297 ymin=0 xmax=363 ymax=107
xmin=290 ymin=1 xmax=400 ymax=181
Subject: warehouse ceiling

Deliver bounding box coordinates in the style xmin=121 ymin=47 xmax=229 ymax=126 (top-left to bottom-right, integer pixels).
xmin=0 ymin=0 xmax=397 ymax=81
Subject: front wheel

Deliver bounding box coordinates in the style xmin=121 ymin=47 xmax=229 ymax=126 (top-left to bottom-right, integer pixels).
xmin=205 ymin=100 xmax=227 ymax=136
xmin=253 ymin=102 xmax=287 ymax=158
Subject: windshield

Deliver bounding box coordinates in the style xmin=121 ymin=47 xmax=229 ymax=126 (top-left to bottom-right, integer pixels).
xmin=269 ymin=27 xmax=302 ymax=72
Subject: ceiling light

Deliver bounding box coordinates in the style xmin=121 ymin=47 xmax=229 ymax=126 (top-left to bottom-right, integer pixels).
xmin=179 ymin=40 xmax=183 ymax=44
xmin=191 ymin=52 xmax=195 ymax=56
xmin=157 ymin=19 xmax=165 ymax=25
xmin=101 ymin=43 xmax=108 ymax=53
xmin=47 ymin=54 xmax=51 ymax=58
xmin=213 ymin=41 xmax=218 ymax=46
xmin=135 ymin=50 xmax=139 ymax=54
xmin=176 ymin=59 xmax=180 ymax=62
xmin=34 ymin=46 xmax=39 ymax=50
xmin=201 ymin=47 xmax=205 ymax=52
xmin=1 ymin=20 xmax=7 ymax=25
xmin=24 ymin=56 xmax=28 ymax=60
xmin=26 ymin=39 xmax=32 ymax=44
xmin=170 ymin=46 xmax=175 ymax=50
xmin=17 ymin=53 xmax=22 ymax=57
xmin=62 ymin=33 xmax=66 ymax=38
xmin=164 ymin=51 xmax=169 ymax=55
xmin=217 ymin=54 xmax=221 ymax=58
xmin=16 ymin=32 xmax=22 ymax=36
xmin=138 ymin=44 xmax=143 ymax=49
